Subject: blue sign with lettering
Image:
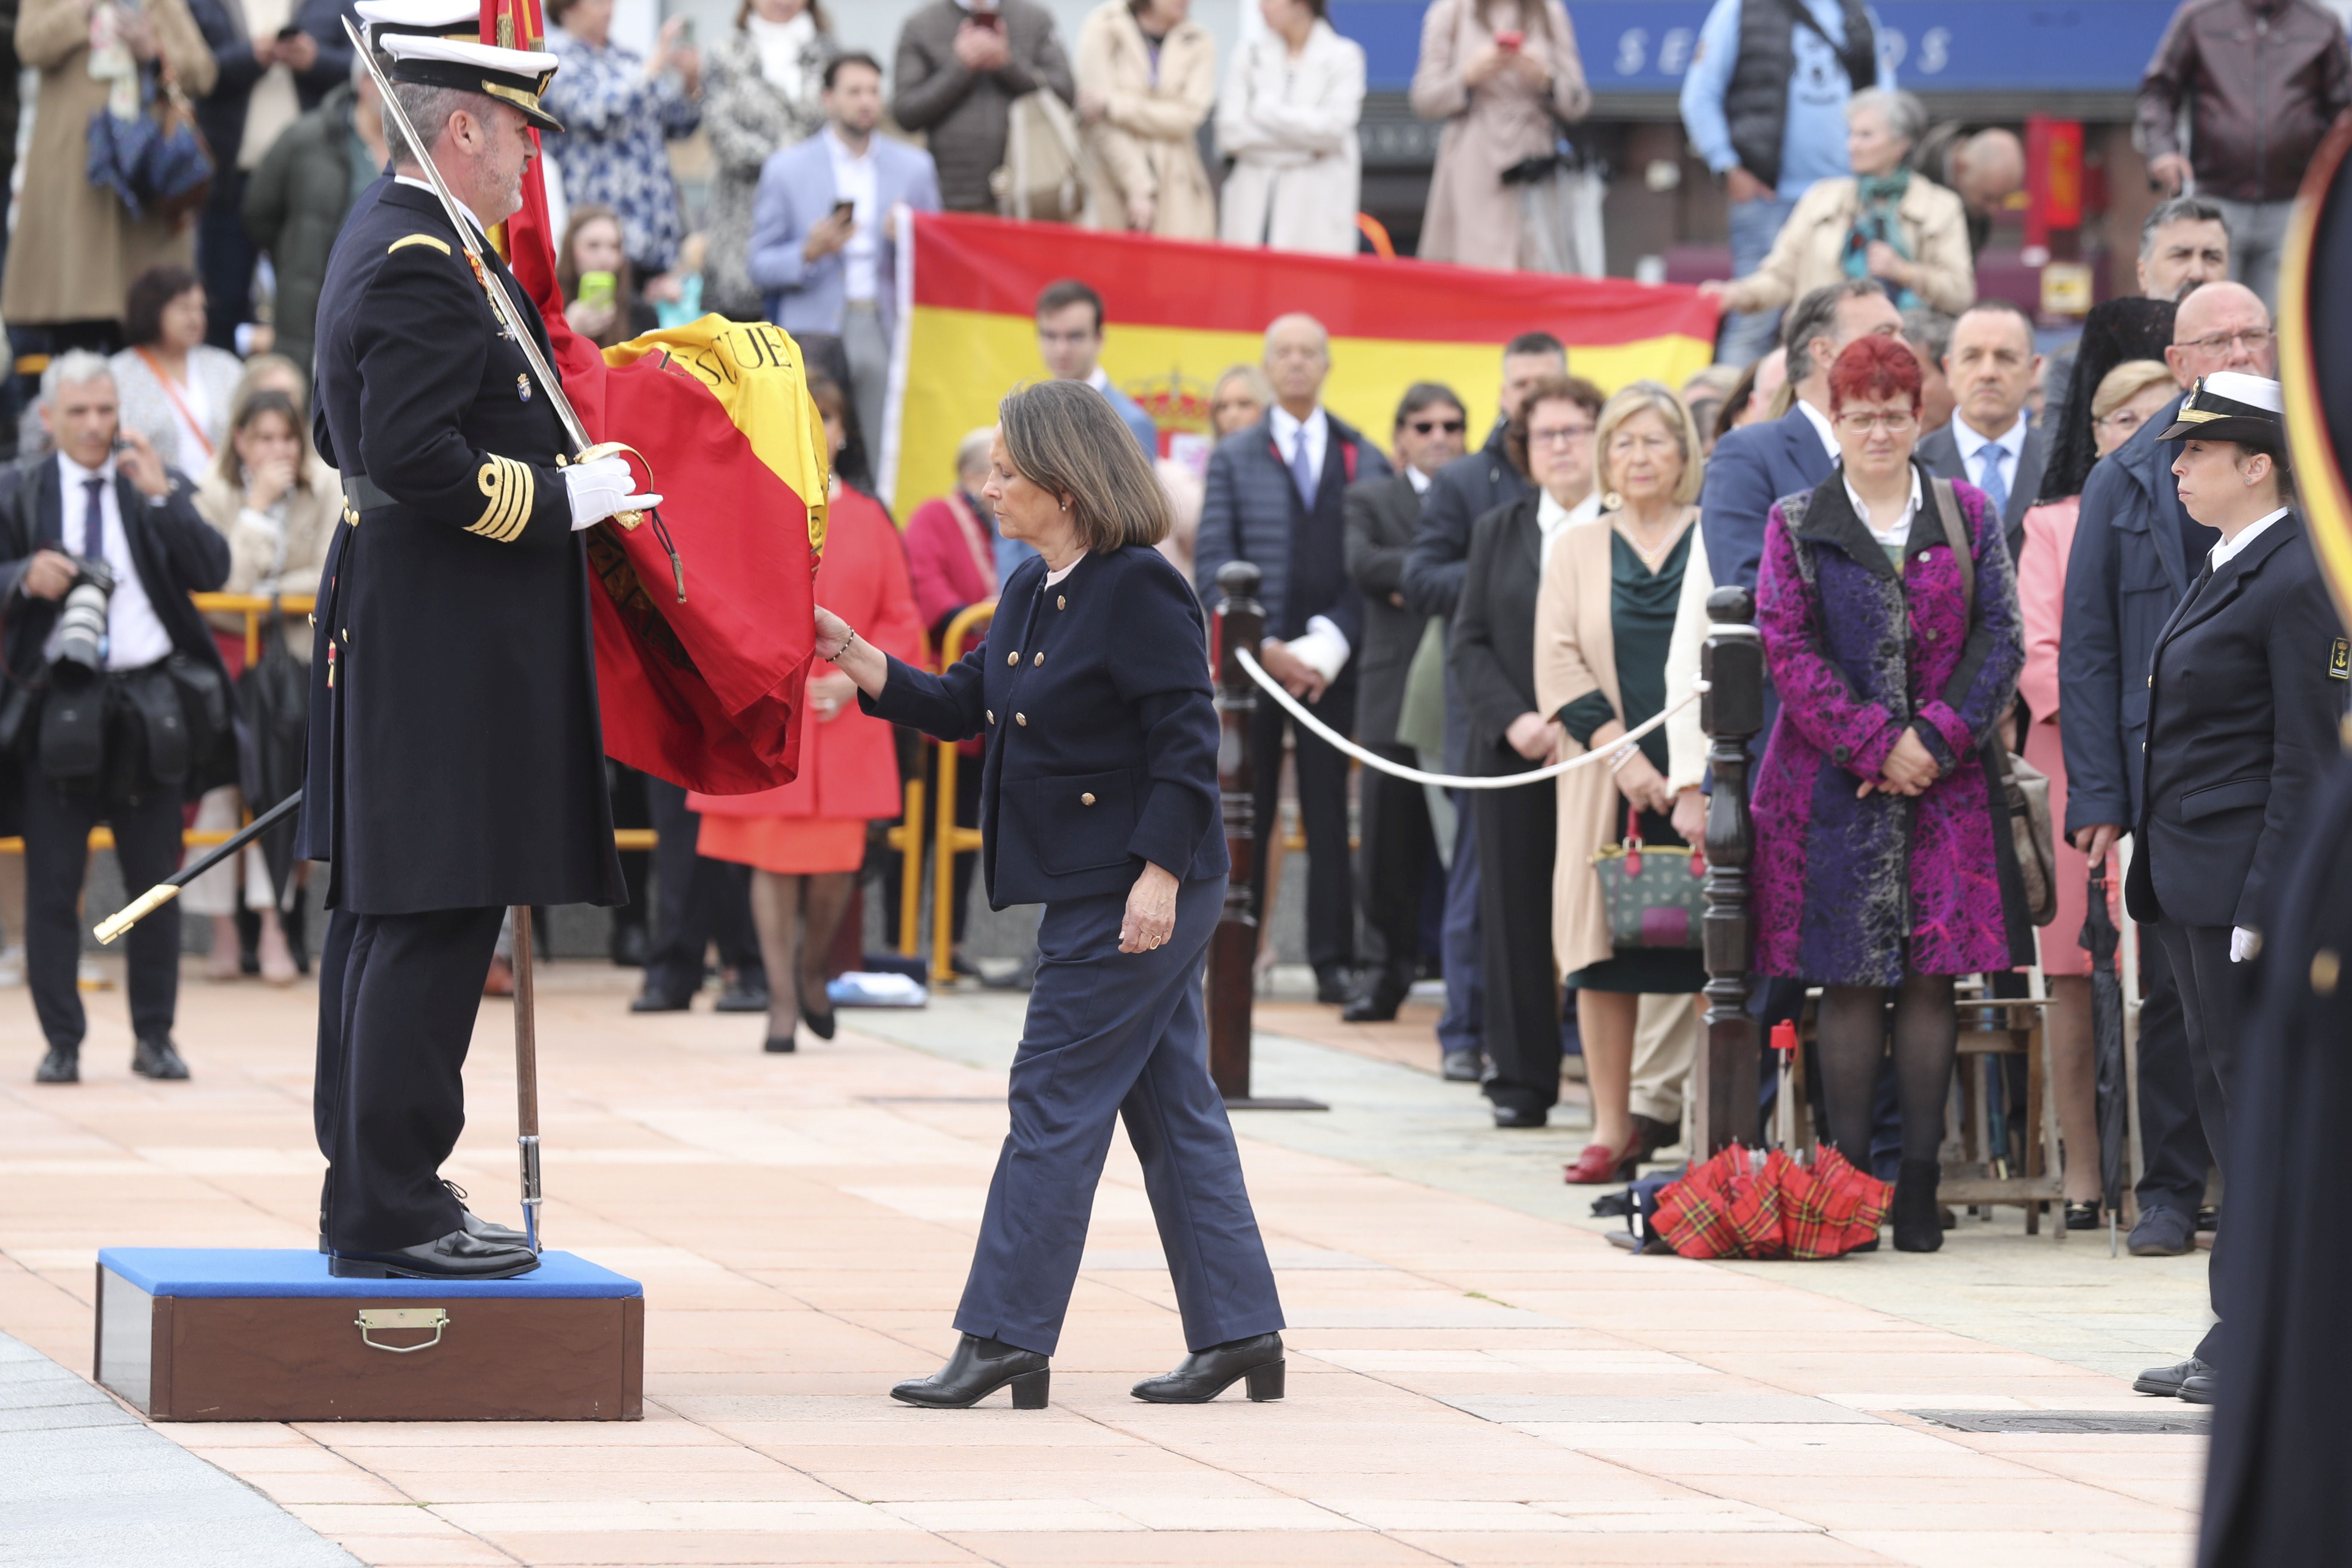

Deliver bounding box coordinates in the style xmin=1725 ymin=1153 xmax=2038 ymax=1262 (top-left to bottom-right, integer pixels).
xmin=1331 ymin=0 xmax=2177 ymax=96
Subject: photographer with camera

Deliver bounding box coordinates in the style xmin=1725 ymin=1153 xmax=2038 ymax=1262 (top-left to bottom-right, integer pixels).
xmin=1 ymin=351 xmax=234 ymax=1084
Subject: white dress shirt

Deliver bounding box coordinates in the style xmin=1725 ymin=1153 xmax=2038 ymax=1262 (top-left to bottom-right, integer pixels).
xmin=2210 ymin=506 xmax=2290 ymax=572
xmin=1795 ymin=397 xmax=1840 ymax=461
xmin=1844 ymin=466 xmax=1924 ymax=553
xmin=48 ymin=452 xmax=175 ymax=671
xmin=1406 ymin=466 xmax=1432 ymax=494
xmin=1537 ymin=488 xmax=1602 ymax=561
xmin=1265 ymin=403 xmax=1350 ymax=682
xmin=1951 ymin=411 xmax=2027 ymax=508
xmin=824 ymin=126 xmax=881 ymax=305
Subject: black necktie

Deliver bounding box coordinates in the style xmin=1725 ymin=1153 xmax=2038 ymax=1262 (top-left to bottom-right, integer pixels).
xmin=80 ymin=476 xmax=104 ymax=560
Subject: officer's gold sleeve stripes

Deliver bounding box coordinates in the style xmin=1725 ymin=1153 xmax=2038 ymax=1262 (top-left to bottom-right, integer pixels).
xmin=470 ymin=456 xmax=536 ymax=542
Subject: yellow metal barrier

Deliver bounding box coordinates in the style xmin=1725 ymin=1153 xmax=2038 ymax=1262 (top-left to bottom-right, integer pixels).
xmin=190 ymin=591 xmax=318 ymax=668
xmin=929 ymin=600 xmax=995 ymax=986
xmin=885 ymin=778 xmax=925 ymax=958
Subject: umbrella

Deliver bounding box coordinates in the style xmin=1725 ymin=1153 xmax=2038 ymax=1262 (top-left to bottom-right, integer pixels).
xmin=2081 ymin=862 xmax=2129 ymax=1255
xmin=237 ymin=606 xmax=309 ymax=915
xmin=1651 ymin=1145 xmax=1891 ymax=1260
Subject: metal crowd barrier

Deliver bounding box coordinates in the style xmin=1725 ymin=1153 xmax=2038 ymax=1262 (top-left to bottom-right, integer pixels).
xmin=922 ymin=601 xmax=995 ymax=984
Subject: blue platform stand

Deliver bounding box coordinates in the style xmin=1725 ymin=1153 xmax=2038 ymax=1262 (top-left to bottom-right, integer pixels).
xmin=95 ymin=1249 xmax=644 ymax=1422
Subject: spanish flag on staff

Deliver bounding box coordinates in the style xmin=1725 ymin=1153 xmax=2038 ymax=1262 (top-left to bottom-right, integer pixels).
xmin=882 ymin=213 xmax=1721 ymax=509
xmin=472 ymin=0 xmax=826 ymax=795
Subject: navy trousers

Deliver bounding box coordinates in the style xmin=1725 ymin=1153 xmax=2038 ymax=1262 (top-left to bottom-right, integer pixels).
xmin=2157 ymin=919 xmax=2242 ymax=1368
xmin=955 ymin=876 xmax=1284 ymax=1356
xmin=315 ymin=905 xmax=505 ymax=1253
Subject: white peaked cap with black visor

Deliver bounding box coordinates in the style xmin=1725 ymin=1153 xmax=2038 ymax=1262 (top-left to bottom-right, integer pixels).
xmin=380 ymin=32 xmax=564 ymax=133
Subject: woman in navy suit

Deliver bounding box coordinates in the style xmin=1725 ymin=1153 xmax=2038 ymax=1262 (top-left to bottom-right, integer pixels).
xmin=816 ymin=380 xmax=1286 ymax=1410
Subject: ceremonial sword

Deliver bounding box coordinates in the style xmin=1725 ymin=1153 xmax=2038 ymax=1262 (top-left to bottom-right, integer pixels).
xmin=340 ymin=14 xmax=683 ymax=606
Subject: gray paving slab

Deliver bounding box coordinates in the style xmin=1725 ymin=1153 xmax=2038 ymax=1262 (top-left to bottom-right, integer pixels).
xmin=0 ymin=1332 xmax=358 ymax=1568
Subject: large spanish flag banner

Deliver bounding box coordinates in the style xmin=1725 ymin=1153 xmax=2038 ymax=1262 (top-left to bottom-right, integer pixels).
xmin=883 ymin=213 xmax=1720 ymax=509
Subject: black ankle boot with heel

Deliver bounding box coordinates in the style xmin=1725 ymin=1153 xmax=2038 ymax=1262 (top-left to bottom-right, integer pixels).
xmin=1893 ymin=1158 xmax=1943 ymax=1252
xmin=890 ymin=1334 xmax=1050 ymax=1409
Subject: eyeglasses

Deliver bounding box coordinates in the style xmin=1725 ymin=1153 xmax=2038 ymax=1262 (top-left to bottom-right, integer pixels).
xmin=2095 ymin=407 xmax=2150 ymax=437
xmin=1834 ymin=410 xmax=1918 ymax=434
xmin=1409 ymin=417 xmax=1467 ymax=435
xmin=1528 ymin=424 xmax=1596 ymax=448
xmin=2180 ymin=328 xmax=2275 ymax=356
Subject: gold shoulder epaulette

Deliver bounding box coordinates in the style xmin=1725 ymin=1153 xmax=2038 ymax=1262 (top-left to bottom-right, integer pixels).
xmin=388 ymin=234 xmax=452 ymax=257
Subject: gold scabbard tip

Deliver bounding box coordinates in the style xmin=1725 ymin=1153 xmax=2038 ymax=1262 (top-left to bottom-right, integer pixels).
xmin=94 ymin=883 xmax=181 ymax=946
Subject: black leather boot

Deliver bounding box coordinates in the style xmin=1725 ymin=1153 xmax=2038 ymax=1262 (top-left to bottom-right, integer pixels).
xmin=890 ymin=1334 xmax=1050 ymax=1409
xmin=1893 ymin=1158 xmax=1943 ymax=1253
xmin=1130 ymin=1333 xmax=1285 ymax=1403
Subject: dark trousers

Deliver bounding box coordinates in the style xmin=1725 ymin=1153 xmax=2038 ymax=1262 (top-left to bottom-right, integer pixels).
xmin=642 ymin=777 xmax=763 ymax=1001
xmin=196 ymin=171 xmax=255 ymax=350
xmin=608 ymin=763 xmax=652 ymax=942
xmin=2156 ymin=919 xmax=2242 ymax=1366
xmin=1248 ymin=683 xmax=1355 ymax=979
xmin=24 ymin=776 xmax=182 ymax=1050
xmin=2133 ymin=934 xmax=2215 ymax=1219
xmin=955 ymin=878 xmax=1283 ymax=1356
xmin=1437 ymin=789 xmax=1483 ymax=1054
xmin=314 ymin=905 xmax=504 ymax=1253
xmin=1354 ymin=743 xmax=1433 ymax=987
xmin=1474 ymin=768 xmax=1559 ymax=1115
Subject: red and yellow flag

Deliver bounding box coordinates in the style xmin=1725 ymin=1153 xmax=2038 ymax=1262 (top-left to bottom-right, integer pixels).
xmin=884 ymin=213 xmax=1720 ymax=509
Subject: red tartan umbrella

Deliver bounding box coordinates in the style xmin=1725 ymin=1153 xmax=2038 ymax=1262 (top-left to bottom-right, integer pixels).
xmin=1654 ymin=1146 xmax=1891 ymax=1259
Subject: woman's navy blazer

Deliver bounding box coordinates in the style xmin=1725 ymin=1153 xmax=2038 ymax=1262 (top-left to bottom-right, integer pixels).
xmin=861 ymin=545 xmax=1231 ymax=907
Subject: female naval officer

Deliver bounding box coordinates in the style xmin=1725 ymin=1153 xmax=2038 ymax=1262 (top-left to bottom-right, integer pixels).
xmin=815 ymin=379 xmax=1286 ymax=1410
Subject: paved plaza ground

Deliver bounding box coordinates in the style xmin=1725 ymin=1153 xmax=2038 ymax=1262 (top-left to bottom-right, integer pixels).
xmin=0 ymin=960 xmax=2211 ymax=1566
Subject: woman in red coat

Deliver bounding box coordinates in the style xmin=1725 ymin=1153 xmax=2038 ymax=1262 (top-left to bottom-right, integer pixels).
xmin=692 ymin=377 xmax=924 ymax=1052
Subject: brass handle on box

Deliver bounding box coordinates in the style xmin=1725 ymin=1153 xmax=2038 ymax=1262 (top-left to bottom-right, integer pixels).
xmin=355 ymin=1307 xmax=448 ymax=1353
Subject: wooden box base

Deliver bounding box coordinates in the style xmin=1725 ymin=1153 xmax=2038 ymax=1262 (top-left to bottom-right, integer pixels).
xmin=95 ymin=1249 xmax=643 ymax=1422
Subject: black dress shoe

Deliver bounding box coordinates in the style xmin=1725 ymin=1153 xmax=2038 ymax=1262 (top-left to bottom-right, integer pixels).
xmin=800 ymin=997 xmax=837 ymax=1041
xmin=610 ymin=922 xmax=651 ymax=968
xmin=1314 ymin=969 xmax=1353 ymax=1005
xmin=1628 ymin=1113 xmax=1681 ymax=1164
xmin=629 ymin=990 xmax=694 ymax=1014
xmin=1341 ymin=968 xmax=1411 ymax=1023
xmin=1440 ymin=1048 xmax=1485 ymax=1083
xmin=2129 ymin=1206 xmax=2195 ymax=1257
xmin=1491 ymin=1105 xmax=1547 ymax=1129
xmin=34 ymin=1046 xmax=78 ymax=1084
xmin=2064 ymin=1201 xmax=2101 ymax=1231
xmin=443 ymin=1181 xmax=529 ymax=1247
xmin=763 ymin=1034 xmax=797 ymax=1054
xmin=329 ymin=1228 xmax=541 ymax=1280
xmin=2196 ymin=1205 xmax=2218 ymax=1233
xmin=2178 ymin=1368 xmax=2217 ymax=1405
xmin=2133 ymin=1355 xmax=2211 ymax=1398
xmin=890 ymin=1334 xmax=1050 ymax=1409
xmin=713 ymin=980 xmax=771 ymax=1014
xmin=132 ymin=1038 xmax=189 ymax=1080
xmin=1892 ymin=1158 xmax=1942 ymax=1252
xmin=1131 ymin=1333 xmax=1285 ymax=1403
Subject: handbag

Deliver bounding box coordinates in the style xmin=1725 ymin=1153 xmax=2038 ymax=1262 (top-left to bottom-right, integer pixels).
xmin=86 ymin=68 xmax=214 ymax=223
xmin=1589 ymin=802 xmax=1707 ymax=950
xmin=1926 ymin=478 xmax=2059 ymax=926
xmin=989 ymin=89 xmax=1084 ymax=224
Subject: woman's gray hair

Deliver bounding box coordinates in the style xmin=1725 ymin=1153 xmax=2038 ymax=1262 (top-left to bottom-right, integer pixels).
xmin=954 ymin=426 xmax=997 ymax=484
xmin=1847 ymin=87 xmax=1927 ymax=149
xmin=996 ymin=380 xmax=1171 ymax=553
xmin=40 ymin=350 xmax=113 ymax=406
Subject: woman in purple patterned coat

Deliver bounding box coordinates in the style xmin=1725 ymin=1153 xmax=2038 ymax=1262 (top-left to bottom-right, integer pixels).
xmin=1751 ymin=334 xmax=2032 ymax=1253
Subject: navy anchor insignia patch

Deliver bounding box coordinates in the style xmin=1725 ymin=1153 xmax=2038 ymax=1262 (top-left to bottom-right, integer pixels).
xmin=2331 ymin=637 xmax=2349 ymax=681
xmin=517 ymin=374 xmax=533 ymax=403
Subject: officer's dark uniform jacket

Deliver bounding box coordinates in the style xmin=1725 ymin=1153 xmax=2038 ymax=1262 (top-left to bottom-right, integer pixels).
xmin=299 ymin=179 xmax=622 ymax=913
xmin=2125 ymin=510 xmax=2346 ymax=931
xmin=860 ymin=545 xmax=1230 ymax=908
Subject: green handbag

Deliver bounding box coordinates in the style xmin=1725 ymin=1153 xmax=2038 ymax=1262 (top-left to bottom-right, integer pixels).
xmin=1589 ymin=804 xmax=1708 ymax=949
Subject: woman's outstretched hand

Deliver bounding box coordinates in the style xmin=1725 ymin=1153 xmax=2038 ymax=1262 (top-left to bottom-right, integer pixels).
xmin=1119 ymin=861 xmax=1179 ymax=955
xmin=814 ymin=605 xmax=890 ymax=698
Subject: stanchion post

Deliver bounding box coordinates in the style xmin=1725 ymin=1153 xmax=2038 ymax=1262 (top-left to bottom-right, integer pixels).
xmin=1210 ymin=563 xmax=1325 ymax=1112
xmin=1695 ymin=586 xmax=1764 ymax=1156
xmin=1210 ymin=563 xmax=1263 ymax=1100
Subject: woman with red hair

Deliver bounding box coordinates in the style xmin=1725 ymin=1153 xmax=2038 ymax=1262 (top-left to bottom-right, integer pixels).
xmin=1749 ymin=334 xmax=2030 ymax=1252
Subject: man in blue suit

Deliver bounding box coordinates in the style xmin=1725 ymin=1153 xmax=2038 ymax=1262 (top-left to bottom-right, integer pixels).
xmin=2061 ymin=278 xmax=2273 ymax=1265
xmin=1699 ymin=278 xmax=1902 ymax=599
xmin=1036 ymin=279 xmax=1159 ymax=456
xmin=1195 ymin=314 xmax=1391 ymax=1004
xmin=747 ymin=52 xmax=940 ymax=466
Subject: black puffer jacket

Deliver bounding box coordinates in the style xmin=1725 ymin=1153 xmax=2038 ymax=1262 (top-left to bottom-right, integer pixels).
xmin=244 ymin=82 xmax=375 ymax=379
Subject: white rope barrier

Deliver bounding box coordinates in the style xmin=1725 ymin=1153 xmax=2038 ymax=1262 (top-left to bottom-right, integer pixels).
xmin=1234 ymin=647 xmax=1706 ymax=791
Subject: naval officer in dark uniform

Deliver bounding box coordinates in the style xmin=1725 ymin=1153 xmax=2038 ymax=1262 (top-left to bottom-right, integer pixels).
xmin=817 ymin=382 xmax=1286 ymax=1410
xmin=2127 ymin=372 xmax=2346 ymax=1404
xmin=300 ymin=31 xmax=658 ymax=1280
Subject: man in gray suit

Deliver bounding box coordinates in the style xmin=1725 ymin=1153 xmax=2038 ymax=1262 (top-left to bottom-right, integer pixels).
xmin=1916 ymin=297 xmax=2047 ymax=560
xmin=747 ymin=53 xmax=940 ymax=461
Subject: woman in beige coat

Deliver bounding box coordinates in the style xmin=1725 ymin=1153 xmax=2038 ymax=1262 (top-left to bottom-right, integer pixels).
xmin=1075 ymin=0 xmax=1216 ymax=239
xmin=6 ymin=0 xmax=215 ymax=339
xmin=1409 ymin=0 xmax=1588 ymax=270
xmin=1704 ymin=88 xmax=1973 ymax=319
xmin=1534 ymin=382 xmax=1714 ymax=1185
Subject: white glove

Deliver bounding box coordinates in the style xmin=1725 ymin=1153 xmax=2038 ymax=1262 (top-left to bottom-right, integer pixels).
xmin=2230 ymin=926 xmax=2260 ymax=963
xmin=563 ymin=454 xmax=663 ymax=532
